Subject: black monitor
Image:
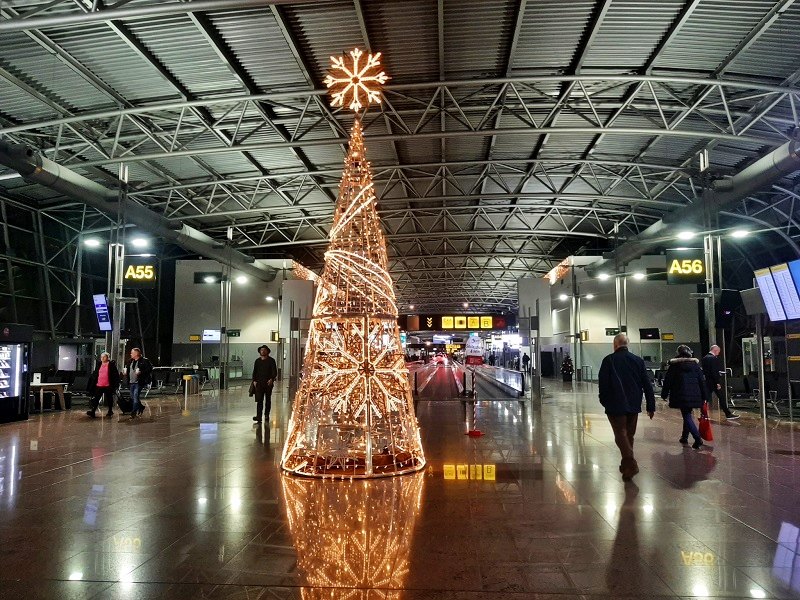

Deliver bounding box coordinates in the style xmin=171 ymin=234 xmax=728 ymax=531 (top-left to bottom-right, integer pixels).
xmin=639 ymin=328 xmax=660 ymax=340
xmin=741 ymin=287 xmax=766 ymax=316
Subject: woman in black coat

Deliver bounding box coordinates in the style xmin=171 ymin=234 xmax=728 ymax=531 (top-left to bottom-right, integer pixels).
xmin=660 ymin=345 xmax=709 ymax=449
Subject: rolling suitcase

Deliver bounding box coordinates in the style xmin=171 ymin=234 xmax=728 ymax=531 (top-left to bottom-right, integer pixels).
xmin=117 ymin=394 xmax=133 ymax=415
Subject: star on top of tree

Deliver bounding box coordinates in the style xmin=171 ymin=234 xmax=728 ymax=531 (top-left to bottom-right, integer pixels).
xmin=324 ymin=48 xmax=389 ymax=112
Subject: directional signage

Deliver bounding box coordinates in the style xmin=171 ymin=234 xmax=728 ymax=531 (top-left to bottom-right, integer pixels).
xmin=123 ymin=256 xmax=157 ymax=288
xmin=666 ymin=248 xmax=705 ymax=285
xmin=227 ymin=329 xmax=241 ymax=337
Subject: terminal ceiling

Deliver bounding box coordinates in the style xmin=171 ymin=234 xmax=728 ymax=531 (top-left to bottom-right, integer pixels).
xmin=1 ymin=0 xmax=800 ymax=313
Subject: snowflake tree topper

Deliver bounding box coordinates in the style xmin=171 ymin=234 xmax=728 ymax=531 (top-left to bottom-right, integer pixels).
xmin=324 ymin=48 xmax=389 ymax=112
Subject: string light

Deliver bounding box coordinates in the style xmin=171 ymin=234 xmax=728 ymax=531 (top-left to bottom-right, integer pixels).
xmin=281 ymin=50 xmax=425 ymax=478
xmin=324 ymin=48 xmax=389 ymax=112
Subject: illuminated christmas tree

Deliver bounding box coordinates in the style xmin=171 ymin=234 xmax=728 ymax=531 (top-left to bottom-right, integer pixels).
xmin=281 ymin=49 xmax=426 ymax=478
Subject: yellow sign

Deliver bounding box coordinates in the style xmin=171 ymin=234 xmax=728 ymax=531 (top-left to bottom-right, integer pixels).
xmin=668 ymin=259 xmax=703 ymax=275
xmin=468 ymin=316 xmax=480 ymax=329
xmin=480 ymin=316 xmax=493 ymax=329
xmin=789 ymin=356 xmax=800 ymax=362
xmin=483 ymin=464 xmax=496 ymax=481
xmin=788 ymin=334 xmax=800 ymax=340
xmin=124 ymin=264 xmax=156 ymax=281
xmin=469 ymin=464 xmax=482 ymax=480
xmin=441 ymin=316 xmax=454 ymax=329
xmin=456 ymin=464 xmax=468 ymax=479
xmin=666 ymin=249 xmax=705 ymax=284
xmin=454 ymin=316 xmax=467 ymax=329
xmin=661 ymin=332 xmax=675 ymax=341
xmin=443 ymin=464 xmax=456 ymax=479
xmin=426 ymin=317 xmax=433 ymax=328
xmin=189 ymin=334 xmax=201 ymax=342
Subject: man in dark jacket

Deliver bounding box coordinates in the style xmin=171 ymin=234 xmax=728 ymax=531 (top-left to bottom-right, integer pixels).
xmin=700 ymin=345 xmax=739 ymax=419
xmin=598 ymin=334 xmax=656 ymax=481
xmin=253 ymin=345 xmax=278 ymax=424
xmin=125 ymin=347 xmax=152 ymax=418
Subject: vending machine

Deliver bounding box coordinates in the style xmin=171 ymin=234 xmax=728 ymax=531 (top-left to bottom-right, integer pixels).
xmin=0 ymin=324 xmax=33 ymax=424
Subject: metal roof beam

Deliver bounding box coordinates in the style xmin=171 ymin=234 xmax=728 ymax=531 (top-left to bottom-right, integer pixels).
xmin=0 ymin=0 xmax=322 ymax=32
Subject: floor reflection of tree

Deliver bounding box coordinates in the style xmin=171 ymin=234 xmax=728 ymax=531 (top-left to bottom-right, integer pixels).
xmin=282 ymin=472 xmax=423 ymax=599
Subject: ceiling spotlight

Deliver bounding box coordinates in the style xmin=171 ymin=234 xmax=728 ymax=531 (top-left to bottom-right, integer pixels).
xmin=558 ymin=294 xmax=568 ymax=301
xmin=731 ymin=229 xmax=749 ymax=238
xmin=265 ymin=295 xmax=274 ymax=302
xmin=597 ymin=273 xmax=610 ymax=281
xmin=585 ymin=294 xmax=594 ymax=299
xmin=632 ymin=272 xmax=646 ymax=280
xmin=83 ymin=238 xmax=101 ymax=248
xmin=235 ymin=275 xmax=247 ymax=284
xmin=130 ymin=237 xmax=149 ymax=248
xmin=204 ymin=275 xmax=216 ymax=283
xmin=409 ymin=304 xmax=415 ymax=310
xmin=463 ymin=302 xmax=469 ymax=309
xmin=677 ymin=230 xmax=695 ymax=240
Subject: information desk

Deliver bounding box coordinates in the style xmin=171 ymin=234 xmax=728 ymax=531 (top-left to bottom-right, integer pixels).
xmin=30 ymin=382 xmax=67 ymax=410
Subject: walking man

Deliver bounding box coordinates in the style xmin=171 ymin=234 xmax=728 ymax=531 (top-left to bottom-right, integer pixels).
xmin=252 ymin=345 xmax=278 ymax=424
xmin=598 ymin=334 xmax=656 ymax=481
xmin=126 ymin=347 xmax=152 ymax=418
xmin=701 ymin=345 xmax=739 ymax=419
xmin=522 ymin=352 xmax=530 ymax=376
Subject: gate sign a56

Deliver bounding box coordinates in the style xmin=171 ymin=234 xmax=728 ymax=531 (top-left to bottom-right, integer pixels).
xmin=666 ymin=248 xmax=705 ymax=285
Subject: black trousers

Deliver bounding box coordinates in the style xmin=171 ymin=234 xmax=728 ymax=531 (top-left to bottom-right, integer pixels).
xmin=254 ymin=383 xmax=274 ymax=421
xmin=90 ymin=386 xmax=114 ymax=413
xmin=707 ymin=383 xmax=732 ymax=416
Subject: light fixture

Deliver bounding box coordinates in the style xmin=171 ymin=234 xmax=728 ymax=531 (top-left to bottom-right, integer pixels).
xmin=409 ymin=304 xmax=415 ymax=310
xmin=265 ymin=295 xmax=275 ymax=302
xmin=677 ymin=230 xmax=695 ymax=240
xmin=585 ymin=294 xmax=594 ymax=299
xmin=731 ymin=229 xmax=749 ymax=238
xmin=597 ymin=273 xmax=610 ymax=281
xmin=68 ymin=572 xmax=83 ymax=581
xmin=632 ymin=272 xmax=646 ymax=280
xmin=204 ymin=275 xmax=216 ymax=283
xmin=462 ymin=302 xmax=469 ymax=309
xmin=83 ymin=238 xmax=101 ymax=248
xmin=130 ymin=237 xmax=149 ymax=248
xmin=558 ymin=294 xmax=568 ymax=301
xmin=749 ymin=588 xmax=767 ymax=599
xmin=235 ymin=275 xmax=247 ymax=284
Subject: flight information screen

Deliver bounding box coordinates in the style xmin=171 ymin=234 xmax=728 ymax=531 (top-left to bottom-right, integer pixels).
xmin=755 ymin=268 xmax=787 ymax=322
xmin=770 ymin=264 xmax=800 ymax=320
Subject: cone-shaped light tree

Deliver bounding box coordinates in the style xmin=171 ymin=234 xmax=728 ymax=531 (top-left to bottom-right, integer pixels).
xmin=281 ymin=49 xmax=426 ymax=478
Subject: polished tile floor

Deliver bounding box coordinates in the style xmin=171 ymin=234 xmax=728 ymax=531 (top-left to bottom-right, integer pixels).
xmin=0 ymin=371 xmax=798 ymax=599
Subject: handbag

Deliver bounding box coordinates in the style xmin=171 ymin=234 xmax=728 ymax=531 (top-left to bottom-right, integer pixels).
xmin=698 ymin=400 xmax=714 ymax=441
xmin=248 ymin=381 xmax=256 ymax=397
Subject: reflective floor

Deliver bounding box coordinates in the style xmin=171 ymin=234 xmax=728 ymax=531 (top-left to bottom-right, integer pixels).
xmin=0 ymin=372 xmax=798 ymax=599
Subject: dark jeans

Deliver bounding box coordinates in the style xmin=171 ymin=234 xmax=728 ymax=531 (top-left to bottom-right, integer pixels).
xmin=90 ymin=386 xmax=114 ymax=413
xmin=708 ymin=384 xmax=732 ymax=416
xmin=607 ymin=413 xmax=639 ymax=460
xmin=681 ymin=407 xmax=701 ymax=441
xmin=130 ymin=382 xmax=145 ymax=413
xmin=254 ymin=383 xmax=273 ymax=422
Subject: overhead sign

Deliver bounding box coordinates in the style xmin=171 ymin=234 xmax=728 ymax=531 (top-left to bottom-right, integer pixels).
xmin=400 ymin=314 xmax=515 ymax=331
xmin=605 ymin=327 xmax=620 ymax=336
xmin=189 ymin=334 xmax=201 ymax=342
xmin=666 ymin=248 xmax=705 ymax=285
xmin=123 ymin=256 xmax=157 ymax=288
xmin=661 ymin=332 xmax=675 ymax=341
xmin=227 ymin=329 xmax=241 ymax=337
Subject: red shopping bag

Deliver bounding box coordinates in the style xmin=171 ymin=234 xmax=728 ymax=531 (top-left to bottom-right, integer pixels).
xmin=699 ymin=401 xmax=714 ymax=442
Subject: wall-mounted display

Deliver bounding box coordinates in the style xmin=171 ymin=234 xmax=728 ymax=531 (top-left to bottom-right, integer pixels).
xmin=92 ymin=294 xmax=112 ymax=332
xmin=770 ymin=264 xmax=800 ymax=320
xmin=754 ymin=268 xmax=787 ymax=322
